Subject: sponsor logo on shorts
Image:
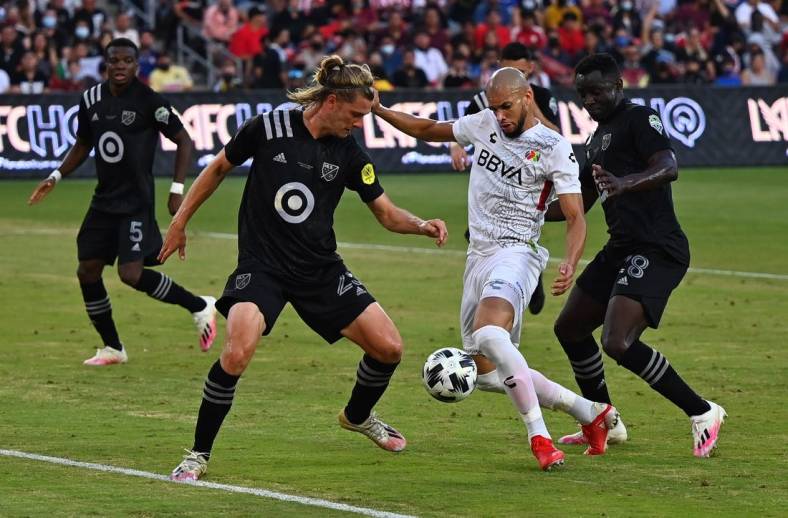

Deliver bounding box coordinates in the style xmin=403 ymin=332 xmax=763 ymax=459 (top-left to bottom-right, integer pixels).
xmin=235 ymin=273 xmax=251 ymax=290
xmin=337 ymin=272 xmax=364 ymax=296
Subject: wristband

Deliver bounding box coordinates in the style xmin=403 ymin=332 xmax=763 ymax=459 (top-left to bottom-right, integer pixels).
xmin=48 ymin=169 xmax=62 ymax=183
xmin=170 ymin=182 xmax=185 ymax=195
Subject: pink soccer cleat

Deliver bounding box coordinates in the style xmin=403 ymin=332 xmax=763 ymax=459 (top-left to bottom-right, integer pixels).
xmin=83 ymin=346 xmax=128 ymax=366
xmin=193 ymin=296 xmax=217 ymax=352
xmin=338 ymin=410 xmax=407 ymax=452
xmin=691 ymin=400 xmax=727 ymax=458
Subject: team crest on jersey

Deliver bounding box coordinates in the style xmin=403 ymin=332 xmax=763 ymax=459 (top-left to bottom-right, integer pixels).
xmin=525 ymin=150 xmax=541 ymax=162
xmin=648 ymin=114 xmax=664 ymax=134
xmin=235 ymin=273 xmax=251 ymax=290
xmin=361 ymin=163 xmax=375 ymax=185
xmin=155 ymin=106 xmax=170 ymax=124
xmin=601 ymin=133 xmax=612 ymax=150
xmin=121 ymin=110 xmax=136 ymax=126
xmin=321 ymin=162 xmax=339 ymax=182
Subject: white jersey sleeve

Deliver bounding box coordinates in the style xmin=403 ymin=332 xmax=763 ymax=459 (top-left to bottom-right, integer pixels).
xmin=548 ymin=138 xmax=581 ymax=195
xmin=452 ymin=111 xmax=486 ymax=147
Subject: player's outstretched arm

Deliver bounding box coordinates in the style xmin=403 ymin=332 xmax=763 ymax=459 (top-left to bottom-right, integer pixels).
xmin=167 ymin=128 xmax=195 ymax=215
xmin=371 ymin=90 xmax=456 ymax=143
xmin=551 ymin=193 xmax=586 ymax=296
xmin=27 ymin=141 xmax=92 ymax=205
xmin=158 ymin=149 xmax=234 ymax=263
xmin=366 ymin=193 xmax=448 ymax=247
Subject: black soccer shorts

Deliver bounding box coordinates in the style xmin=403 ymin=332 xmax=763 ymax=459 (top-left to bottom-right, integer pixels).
xmin=216 ymin=256 xmax=377 ymax=343
xmin=576 ymin=244 xmax=688 ymax=328
xmin=77 ymin=207 xmax=163 ymax=266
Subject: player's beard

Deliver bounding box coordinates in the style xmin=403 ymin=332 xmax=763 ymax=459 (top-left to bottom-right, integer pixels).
xmin=503 ymin=110 xmax=527 ymax=138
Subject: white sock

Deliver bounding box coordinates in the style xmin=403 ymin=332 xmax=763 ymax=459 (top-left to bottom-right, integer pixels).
xmin=529 ymin=368 xmax=597 ymax=424
xmin=473 ymin=325 xmax=549 ymax=439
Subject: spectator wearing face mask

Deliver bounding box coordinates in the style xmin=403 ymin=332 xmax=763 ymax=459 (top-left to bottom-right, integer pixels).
xmin=613 ymin=0 xmax=642 ymax=38
xmin=137 ymin=31 xmax=158 ymax=82
xmin=214 ymin=59 xmax=243 ymax=91
xmin=37 ymin=7 xmax=68 ymax=48
xmin=72 ymin=0 xmax=106 ymax=39
xmin=149 ymin=54 xmax=193 ymax=92
xmin=378 ymin=35 xmax=403 ymax=79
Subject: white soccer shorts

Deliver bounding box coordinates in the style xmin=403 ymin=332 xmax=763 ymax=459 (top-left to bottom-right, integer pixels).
xmin=460 ymin=245 xmax=549 ymax=354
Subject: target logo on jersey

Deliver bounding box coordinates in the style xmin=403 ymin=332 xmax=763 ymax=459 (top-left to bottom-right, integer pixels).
xmin=273 ymin=182 xmax=315 ymax=223
xmin=97 ymin=131 xmax=124 ymax=163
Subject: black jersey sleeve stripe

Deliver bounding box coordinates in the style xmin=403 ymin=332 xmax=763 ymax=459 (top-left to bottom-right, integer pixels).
xmin=479 ymin=91 xmax=488 ymax=107
xmin=262 ymin=112 xmax=273 ymax=140
xmin=272 ymin=110 xmax=283 ymax=138
xmin=95 ymin=84 xmax=102 ymax=104
xmin=282 ymin=110 xmax=293 ymax=137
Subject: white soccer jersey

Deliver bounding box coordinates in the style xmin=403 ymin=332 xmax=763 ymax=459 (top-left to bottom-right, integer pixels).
xmin=453 ymin=110 xmax=580 ymax=255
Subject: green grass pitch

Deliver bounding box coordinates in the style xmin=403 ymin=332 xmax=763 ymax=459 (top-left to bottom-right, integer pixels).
xmin=1 ymin=168 xmax=787 ymax=516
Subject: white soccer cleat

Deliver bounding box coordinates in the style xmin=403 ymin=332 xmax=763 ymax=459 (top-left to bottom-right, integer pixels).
xmin=170 ymin=450 xmax=209 ymax=481
xmin=559 ymin=408 xmax=628 ymax=445
xmin=193 ymin=296 xmax=217 ymax=352
xmin=338 ymin=410 xmax=407 ymax=452
xmin=83 ymin=345 xmax=128 ymax=366
xmin=691 ymin=400 xmax=727 ymax=458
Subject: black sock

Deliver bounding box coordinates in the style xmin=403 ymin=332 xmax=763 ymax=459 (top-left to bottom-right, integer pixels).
xmin=192 ymin=360 xmax=240 ymax=456
xmin=344 ymin=354 xmax=398 ymax=425
xmin=134 ymin=269 xmax=206 ymax=313
xmin=559 ymin=335 xmax=612 ymax=404
xmin=80 ymin=280 xmax=122 ymax=350
xmin=619 ymin=340 xmax=711 ymax=417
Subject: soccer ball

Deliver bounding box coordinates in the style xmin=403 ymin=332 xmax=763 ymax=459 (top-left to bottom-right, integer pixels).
xmin=422 ymin=347 xmax=477 ymax=403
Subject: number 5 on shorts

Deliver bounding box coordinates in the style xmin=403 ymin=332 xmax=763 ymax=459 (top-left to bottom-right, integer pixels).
xmin=130 ymin=221 xmax=143 ymax=243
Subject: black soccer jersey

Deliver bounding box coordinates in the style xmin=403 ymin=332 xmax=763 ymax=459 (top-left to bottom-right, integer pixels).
xmin=581 ymin=100 xmax=689 ymax=264
xmin=465 ymin=84 xmax=560 ymax=128
xmin=224 ymin=109 xmax=384 ymax=280
xmin=76 ymin=78 xmax=184 ymax=214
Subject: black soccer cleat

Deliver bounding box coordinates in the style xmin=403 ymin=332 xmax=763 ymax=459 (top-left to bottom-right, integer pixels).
xmin=528 ymin=274 xmax=545 ymax=315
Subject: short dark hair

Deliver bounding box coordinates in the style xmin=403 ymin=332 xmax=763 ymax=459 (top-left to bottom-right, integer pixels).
xmin=104 ymin=38 xmax=138 ymax=58
xmin=500 ymin=42 xmax=535 ymax=62
xmin=575 ymin=53 xmax=620 ymax=79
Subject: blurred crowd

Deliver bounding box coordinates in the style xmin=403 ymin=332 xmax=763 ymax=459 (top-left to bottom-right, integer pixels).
xmin=0 ymin=0 xmax=787 ymax=94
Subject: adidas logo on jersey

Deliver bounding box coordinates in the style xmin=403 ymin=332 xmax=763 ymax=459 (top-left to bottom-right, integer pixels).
xmin=617 ymin=276 xmax=628 ymax=286
xmin=273 ymin=153 xmax=287 ymax=164
xmin=91 ymin=113 xmax=99 ymax=122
